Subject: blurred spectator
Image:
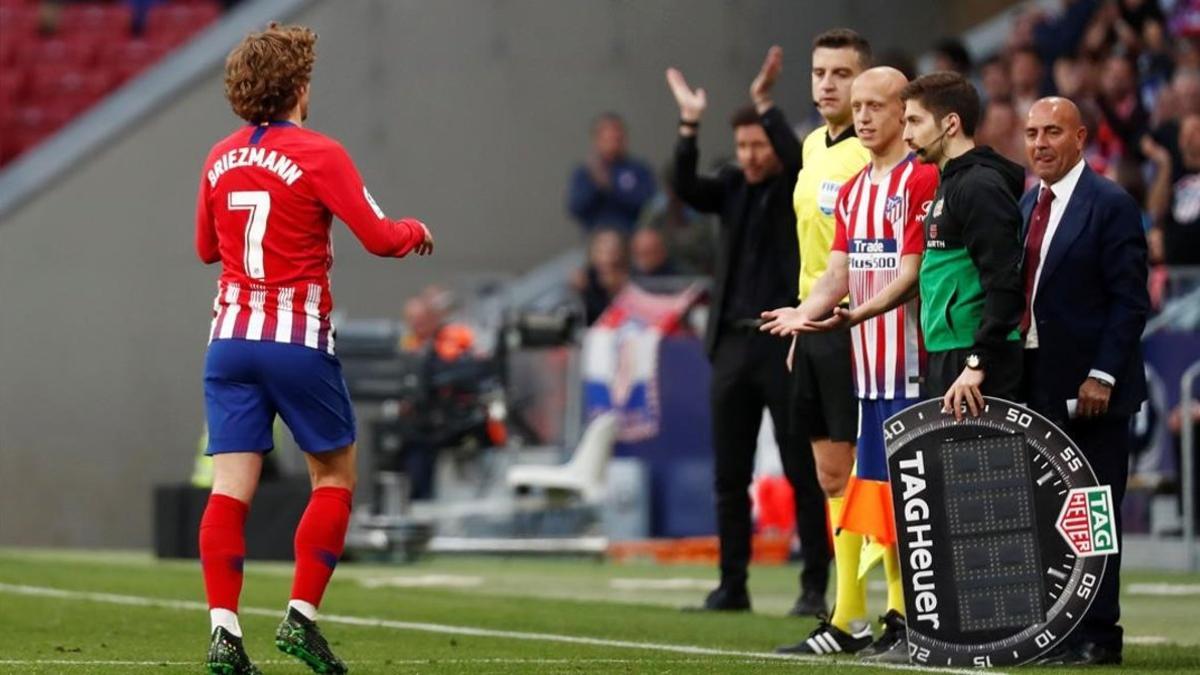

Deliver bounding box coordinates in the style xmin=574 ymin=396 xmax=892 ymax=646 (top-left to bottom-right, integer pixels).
xmin=1144 ymin=115 xmax=1200 ymax=266
xmin=931 ymin=38 xmax=972 ymax=75
xmin=1099 ymin=53 xmax=1150 ymax=158
xmin=978 ymin=98 xmax=1025 ymax=165
xmin=573 ymin=229 xmax=630 ymax=325
xmin=1011 ymin=47 xmax=1046 ymax=120
xmin=398 ymin=289 xmax=478 ymax=500
xmin=566 ymin=113 xmax=656 ymax=235
xmin=636 ymin=166 xmax=716 ymax=275
xmin=876 ymin=47 xmax=916 ymax=80
xmin=630 ymin=227 xmax=677 ymax=279
xmin=401 ymin=291 xmax=476 ymax=363
xmin=980 ymin=54 xmax=1013 ymax=103
xmin=1053 ymin=55 xmax=1093 ymax=101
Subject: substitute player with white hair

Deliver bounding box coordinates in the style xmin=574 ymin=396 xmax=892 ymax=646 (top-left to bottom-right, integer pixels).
xmin=194 ymin=22 xmax=432 ymax=674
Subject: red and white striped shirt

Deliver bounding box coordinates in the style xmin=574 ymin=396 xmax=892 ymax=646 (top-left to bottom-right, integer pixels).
xmin=831 ymin=155 xmax=938 ymax=400
xmin=195 ymin=122 xmax=428 ymax=354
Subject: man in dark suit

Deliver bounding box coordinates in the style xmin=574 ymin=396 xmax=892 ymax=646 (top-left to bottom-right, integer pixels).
xmin=665 ymin=47 xmax=829 ymax=614
xmin=1019 ymin=97 xmax=1150 ymax=666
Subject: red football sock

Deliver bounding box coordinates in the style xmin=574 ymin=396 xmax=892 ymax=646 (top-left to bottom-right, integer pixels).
xmin=290 ymin=486 xmax=352 ymax=608
xmin=199 ymin=493 xmax=249 ymax=612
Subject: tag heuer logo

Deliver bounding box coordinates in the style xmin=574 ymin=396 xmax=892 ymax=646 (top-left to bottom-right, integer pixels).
xmin=1056 ymin=486 xmax=1119 ymax=557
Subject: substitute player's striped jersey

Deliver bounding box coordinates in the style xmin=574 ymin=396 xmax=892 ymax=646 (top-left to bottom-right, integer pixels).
xmin=195 ymin=121 xmax=428 ymax=354
xmin=831 ymin=154 xmax=938 ymax=400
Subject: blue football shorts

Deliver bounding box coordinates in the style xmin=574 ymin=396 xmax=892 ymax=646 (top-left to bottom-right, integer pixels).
xmin=856 ymin=397 xmax=922 ymax=480
xmin=203 ymin=339 xmax=356 ymax=455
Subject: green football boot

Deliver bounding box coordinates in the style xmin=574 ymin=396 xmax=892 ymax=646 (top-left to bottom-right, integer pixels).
xmin=275 ymin=607 xmax=348 ymax=674
xmin=206 ymin=627 xmax=262 ymax=675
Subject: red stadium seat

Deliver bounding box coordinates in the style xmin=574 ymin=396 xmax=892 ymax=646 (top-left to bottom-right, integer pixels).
xmin=0 ymin=32 xmax=33 ymax=67
xmin=27 ymin=35 xmax=101 ymax=66
xmin=0 ymin=69 xmax=24 ymax=101
xmin=96 ymin=37 xmax=162 ymax=66
xmin=149 ymin=28 xmax=195 ymax=52
xmin=28 ymin=63 xmax=78 ymax=98
xmin=0 ymin=5 xmax=37 ymax=36
xmin=59 ymin=3 xmax=133 ymax=36
xmin=146 ymin=1 xmax=220 ymax=35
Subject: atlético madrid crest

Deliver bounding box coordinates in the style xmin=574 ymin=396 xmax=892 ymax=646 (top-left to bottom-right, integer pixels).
xmin=884 ymin=398 xmax=1118 ymax=667
xmin=885 ymin=195 xmax=905 ymax=225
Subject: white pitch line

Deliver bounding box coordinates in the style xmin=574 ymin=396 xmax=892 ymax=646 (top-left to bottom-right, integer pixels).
xmin=1126 ymin=636 xmax=1175 ymax=646
xmin=1127 ymin=582 xmax=1200 ymax=596
xmin=609 ymin=577 xmax=713 ymax=591
xmin=0 ymin=582 xmax=1003 ymax=675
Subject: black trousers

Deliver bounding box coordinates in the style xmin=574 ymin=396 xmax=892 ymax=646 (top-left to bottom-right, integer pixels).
xmin=710 ymin=330 xmax=830 ymax=592
xmin=1023 ymin=348 xmax=1129 ymax=651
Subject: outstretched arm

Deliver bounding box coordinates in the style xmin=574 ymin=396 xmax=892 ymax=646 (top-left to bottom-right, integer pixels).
xmin=841 ymin=254 xmax=921 ymax=326
xmin=760 ymin=252 xmax=849 ymax=335
xmin=309 ymin=142 xmax=433 ymax=257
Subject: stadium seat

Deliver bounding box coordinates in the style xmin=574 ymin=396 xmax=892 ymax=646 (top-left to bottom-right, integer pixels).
xmin=506 ymin=412 xmax=618 ymax=502
xmin=29 ymin=35 xmax=101 ymax=65
xmin=58 ymin=3 xmax=133 ymax=36
xmin=0 ymin=5 xmax=37 ymax=37
xmin=146 ymin=2 xmax=220 ymax=35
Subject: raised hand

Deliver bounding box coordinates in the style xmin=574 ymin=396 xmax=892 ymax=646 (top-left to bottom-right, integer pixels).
xmin=666 ymin=67 xmax=707 ymax=123
xmin=750 ymin=45 xmax=783 ymax=111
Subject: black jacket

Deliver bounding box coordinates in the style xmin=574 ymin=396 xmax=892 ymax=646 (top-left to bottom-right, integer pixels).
xmin=671 ymin=107 xmax=800 ymax=357
xmin=921 ymin=145 xmax=1026 ymax=364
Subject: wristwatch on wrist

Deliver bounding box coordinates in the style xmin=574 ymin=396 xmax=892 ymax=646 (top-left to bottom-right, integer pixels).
xmin=965 ymin=353 xmax=983 ymax=371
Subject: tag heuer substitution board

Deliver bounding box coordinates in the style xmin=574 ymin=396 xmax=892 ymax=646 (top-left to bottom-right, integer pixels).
xmin=884 ymin=397 xmax=1118 ymax=667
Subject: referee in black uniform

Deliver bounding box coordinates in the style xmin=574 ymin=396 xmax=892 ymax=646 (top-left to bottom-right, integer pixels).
xmin=666 ymin=49 xmax=829 ymax=613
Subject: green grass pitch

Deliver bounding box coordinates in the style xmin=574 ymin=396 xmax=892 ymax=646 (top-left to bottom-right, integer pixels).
xmin=0 ymin=548 xmax=1197 ymax=673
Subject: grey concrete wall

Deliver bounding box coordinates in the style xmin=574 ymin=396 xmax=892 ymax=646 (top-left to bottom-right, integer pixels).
xmin=0 ymin=0 xmax=948 ymax=547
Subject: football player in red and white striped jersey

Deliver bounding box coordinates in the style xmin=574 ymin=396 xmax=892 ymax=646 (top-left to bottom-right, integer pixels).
xmin=762 ymin=67 xmax=936 ymax=662
xmin=193 ymin=23 xmax=431 ymax=675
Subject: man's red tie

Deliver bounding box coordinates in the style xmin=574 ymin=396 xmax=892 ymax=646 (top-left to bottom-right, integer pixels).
xmin=1021 ymin=186 xmax=1055 ymax=334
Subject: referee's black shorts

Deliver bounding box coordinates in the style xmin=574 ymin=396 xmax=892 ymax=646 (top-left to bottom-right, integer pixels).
xmin=789 ymin=328 xmax=858 ymax=443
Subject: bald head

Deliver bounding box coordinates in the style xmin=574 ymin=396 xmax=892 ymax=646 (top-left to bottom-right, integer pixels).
xmin=851 ymin=67 xmax=910 ymax=155
xmin=854 ymin=66 xmax=908 ymax=97
xmin=1024 ymin=96 xmax=1086 ymax=183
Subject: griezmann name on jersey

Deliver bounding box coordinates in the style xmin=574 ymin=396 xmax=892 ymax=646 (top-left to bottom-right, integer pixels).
xmin=195 ymin=122 xmax=427 ymax=354
xmin=831 ymin=154 xmax=938 ymax=400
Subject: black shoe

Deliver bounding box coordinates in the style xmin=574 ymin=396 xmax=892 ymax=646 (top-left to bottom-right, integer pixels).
xmin=1037 ymin=641 xmax=1122 ymax=666
xmin=276 ymin=607 xmax=349 ymax=674
xmin=787 ymin=589 xmax=828 ymax=617
xmin=776 ymin=617 xmax=873 ymax=655
xmin=206 ymin=627 xmax=262 ymax=675
xmin=859 ymin=610 xmax=908 ymax=662
xmin=683 ymin=585 xmax=751 ymax=612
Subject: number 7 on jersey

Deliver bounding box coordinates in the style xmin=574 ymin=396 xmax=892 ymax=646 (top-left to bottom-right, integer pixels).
xmin=228 ymin=190 xmax=271 ymax=280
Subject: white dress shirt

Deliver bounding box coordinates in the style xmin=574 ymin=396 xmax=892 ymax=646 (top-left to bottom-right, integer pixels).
xmin=1024 ymin=158 xmax=1115 ymax=386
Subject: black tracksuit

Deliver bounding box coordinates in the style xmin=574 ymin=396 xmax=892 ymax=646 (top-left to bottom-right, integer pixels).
xmin=673 ymin=108 xmax=830 ymax=595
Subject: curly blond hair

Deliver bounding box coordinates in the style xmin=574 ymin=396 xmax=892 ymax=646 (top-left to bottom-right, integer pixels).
xmin=224 ymin=22 xmax=317 ymax=124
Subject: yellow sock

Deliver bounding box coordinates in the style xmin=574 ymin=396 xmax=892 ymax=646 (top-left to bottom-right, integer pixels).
xmin=829 ymin=497 xmax=867 ymax=632
xmin=883 ymin=544 xmax=905 ymax=616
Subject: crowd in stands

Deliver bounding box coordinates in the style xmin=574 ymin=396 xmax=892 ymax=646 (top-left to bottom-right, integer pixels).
xmin=569 ymin=0 xmax=1200 ymax=322
xmin=0 ymin=0 xmax=233 ymax=166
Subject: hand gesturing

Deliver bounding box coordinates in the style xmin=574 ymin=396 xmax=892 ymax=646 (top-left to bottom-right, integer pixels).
xmin=666 ymin=68 xmax=707 ymax=123
xmin=750 ymin=45 xmax=783 ymax=108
